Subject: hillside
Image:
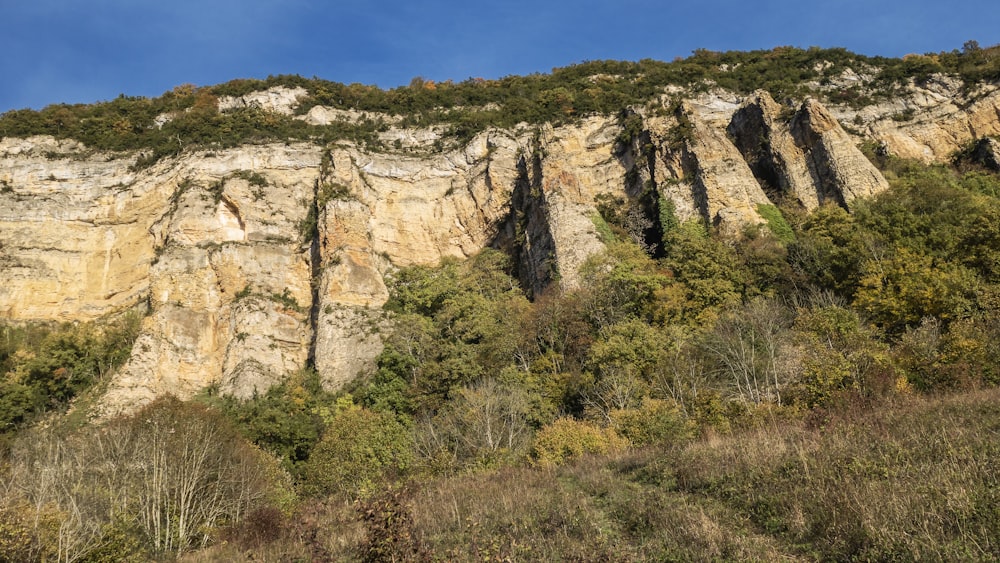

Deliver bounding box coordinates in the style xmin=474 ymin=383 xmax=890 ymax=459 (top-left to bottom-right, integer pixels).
xmin=1 ymin=45 xmax=1000 ymax=560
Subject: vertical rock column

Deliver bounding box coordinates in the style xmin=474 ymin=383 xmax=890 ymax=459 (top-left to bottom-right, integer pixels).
xmin=790 ymin=99 xmax=889 ymax=207
xmin=312 ymin=150 xmax=390 ymax=390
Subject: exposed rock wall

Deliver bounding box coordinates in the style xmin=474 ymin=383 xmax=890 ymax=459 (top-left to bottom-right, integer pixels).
xmin=0 ymin=137 xmax=168 ymax=321
xmin=100 ymin=146 xmax=321 ymax=413
xmin=729 ymin=91 xmax=820 ymax=208
xmin=790 ymin=99 xmax=889 ymax=207
xmin=2 ymin=84 xmax=958 ymax=413
xmin=729 ymin=91 xmax=888 ymax=210
xmin=859 ymin=79 xmax=1000 ymax=162
xmin=673 ymin=102 xmax=771 ymax=232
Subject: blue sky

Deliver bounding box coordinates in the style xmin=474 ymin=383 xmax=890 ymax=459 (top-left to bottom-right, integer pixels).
xmin=2 ymin=0 xmax=998 ymax=113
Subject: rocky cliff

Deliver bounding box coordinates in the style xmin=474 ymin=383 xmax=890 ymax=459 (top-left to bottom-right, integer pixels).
xmin=2 ymin=77 xmax=998 ymax=414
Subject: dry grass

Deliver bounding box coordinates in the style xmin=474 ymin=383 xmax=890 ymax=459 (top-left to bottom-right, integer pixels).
xmin=180 ymin=389 xmax=1000 ymax=561
xmin=671 ymin=389 xmax=1000 ymax=560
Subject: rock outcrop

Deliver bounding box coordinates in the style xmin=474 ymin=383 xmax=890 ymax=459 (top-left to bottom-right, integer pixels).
xmin=218 ymin=86 xmax=309 ymax=115
xmin=729 ymin=91 xmax=889 ymax=210
xmin=0 ymin=83 xmax=947 ymax=414
xmin=790 ymin=99 xmax=889 ymax=207
xmin=972 ymin=136 xmax=1000 ymax=170
xmin=0 ymin=137 xmax=168 ymax=321
xmin=100 ymin=146 xmax=320 ymax=412
xmin=729 ymin=91 xmax=821 ymax=207
xmin=861 ymin=79 xmax=1000 ymax=163
xmin=669 ymin=103 xmax=771 ymax=232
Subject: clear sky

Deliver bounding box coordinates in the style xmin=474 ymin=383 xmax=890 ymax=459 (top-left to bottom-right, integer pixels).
xmin=2 ymin=0 xmax=998 ymax=113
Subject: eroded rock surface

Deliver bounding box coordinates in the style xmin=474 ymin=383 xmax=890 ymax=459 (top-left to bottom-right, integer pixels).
xmin=0 ymin=83 xmax=977 ymax=413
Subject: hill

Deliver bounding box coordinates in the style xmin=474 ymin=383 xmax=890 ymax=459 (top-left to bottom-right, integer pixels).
xmin=1 ymin=45 xmax=1000 ymax=560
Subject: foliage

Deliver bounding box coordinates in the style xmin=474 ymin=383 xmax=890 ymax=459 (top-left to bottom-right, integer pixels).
xmin=415 ymin=377 xmax=536 ymax=471
xmin=531 ymin=417 xmax=628 ymax=467
xmin=578 ymin=241 xmax=670 ymax=329
xmin=853 ymin=246 xmax=980 ymax=333
xmin=609 ymin=397 xmax=695 ymax=447
xmin=0 ymin=312 xmax=141 ymax=432
xmin=212 ymin=368 xmax=335 ymax=475
xmin=362 ymin=249 xmax=530 ymax=418
xmin=301 ymin=404 xmax=413 ymax=499
xmin=789 ymin=304 xmax=891 ymax=408
xmin=658 ymin=223 xmax=746 ymax=324
xmin=699 ymin=298 xmax=796 ymax=405
xmin=787 ymin=203 xmax=864 ymax=297
xmin=755 ymin=203 xmax=795 ymax=243
xmin=159 ymin=389 xmax=1000 ymax=561
xmin=357 ymin=487 xmax=429 ymax=562
xmin=1 ymin=397 xmax=290 ymax=559
xmin=671 ymin=390 xmax=1000 ymax=561
xmin=5 ymin=44 xmax=998 ymax=162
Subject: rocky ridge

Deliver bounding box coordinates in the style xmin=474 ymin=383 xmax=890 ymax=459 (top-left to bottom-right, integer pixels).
xmin=2 ymin=81 xmax=999 ymax=413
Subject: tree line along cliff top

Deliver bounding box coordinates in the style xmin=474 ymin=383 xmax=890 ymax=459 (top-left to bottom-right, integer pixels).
xmin=1 ymin=44 xmax=999 ymax=167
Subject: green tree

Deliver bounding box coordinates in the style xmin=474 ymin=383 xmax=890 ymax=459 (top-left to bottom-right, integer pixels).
xmin=418 ymin=377 xmax=534 ymax=469
xmin=787 ymin=204 xmax=864 ymax=297
xmin=301 ymin=406 xmax=413 ymax=498
xmin=658 ymin=224 xmax=746 ymax=324
xmin=217 ymin=369 xmax=334 ymax=474
xmin=853 ymin=247 xmax=980 ymax=334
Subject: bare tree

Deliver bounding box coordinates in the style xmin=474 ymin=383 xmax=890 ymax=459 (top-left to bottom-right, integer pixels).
xmin=432 ymin=378 xmax=533 ymax=466
xmin=700 ymin=298 xmax=795 ymax=405
xmin=2 ymin=397 xmax=286 ymax=559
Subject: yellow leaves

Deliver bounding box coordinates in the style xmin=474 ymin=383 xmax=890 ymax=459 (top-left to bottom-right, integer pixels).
xmin=854 ymin=246 xmax=980 ymax=333
xmin=112 ymin=117 xmax=133 ymax=135
xmin=894 ymin=375 xmax=913 ymax=395
xmin=531 ymin=418 xmax=628 ymax=468
xmin=609 ymin=398 xmax=694 ymax=447
xmin=171 ymin=83 xmax=197 ymax=97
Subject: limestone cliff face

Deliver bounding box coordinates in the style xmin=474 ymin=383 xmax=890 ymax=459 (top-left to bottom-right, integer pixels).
xmin=661 ymin=102 xmax=772 ymax=233
xmin=312 ymin=129 xmax=527 ymax=388
xmin=501 ymin=117 xmax=627 ymax=294
xmin=729 ymin=91 xmax=888 ymax=210
xmin=4 ymin=80 xmax=989 ymax=412
xmin=0 ymin=137 xmax=167 ymax=321
xmin=790 ymin=99 xmax=890 ymax=207
xmin=100 ymin=145 xmax=321 ymax=412
xmin=729 ymin=92 xmax=822 ymax=208
xmin=857 ymin=78 xmax=1000 ymax=163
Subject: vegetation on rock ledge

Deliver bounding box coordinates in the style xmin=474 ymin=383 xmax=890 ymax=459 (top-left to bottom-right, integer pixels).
xmin=3 ymin=43 xmax=999 ymax=166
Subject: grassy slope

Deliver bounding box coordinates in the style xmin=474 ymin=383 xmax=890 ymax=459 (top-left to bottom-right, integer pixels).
xmin=186 ymin=388 xmax=1000 ymax=561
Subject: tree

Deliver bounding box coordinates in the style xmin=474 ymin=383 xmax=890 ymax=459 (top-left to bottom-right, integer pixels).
xmin=422 ymin=378 xmax=534 ymax=468
xmin=853 ymin=247 xmax=979 ymax=334
xmin=301 ymin=406 xmax=413 ymax=499
xmin=582 ymin=320 xmax=665 ymax=421
xmin=699 ymin=298 xmax=795 ymax=405
xmin=4 ymin=397 xmax=289 ymax=558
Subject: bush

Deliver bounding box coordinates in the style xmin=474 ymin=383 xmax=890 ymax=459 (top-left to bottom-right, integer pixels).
xmin=756 ymin=204 xmax=795 ymax=243
xmin=301 ymin=406 xmax=413 ymax=498
xmin=609 ymin=398 xmax=695 ymax=447
xmin=531 ymin=417 xmax=628 ymax=467
xmin=0 ymin=313 xmax=141 ymax=428
xmin=4 ymin=397 xmax=291 ymax=558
